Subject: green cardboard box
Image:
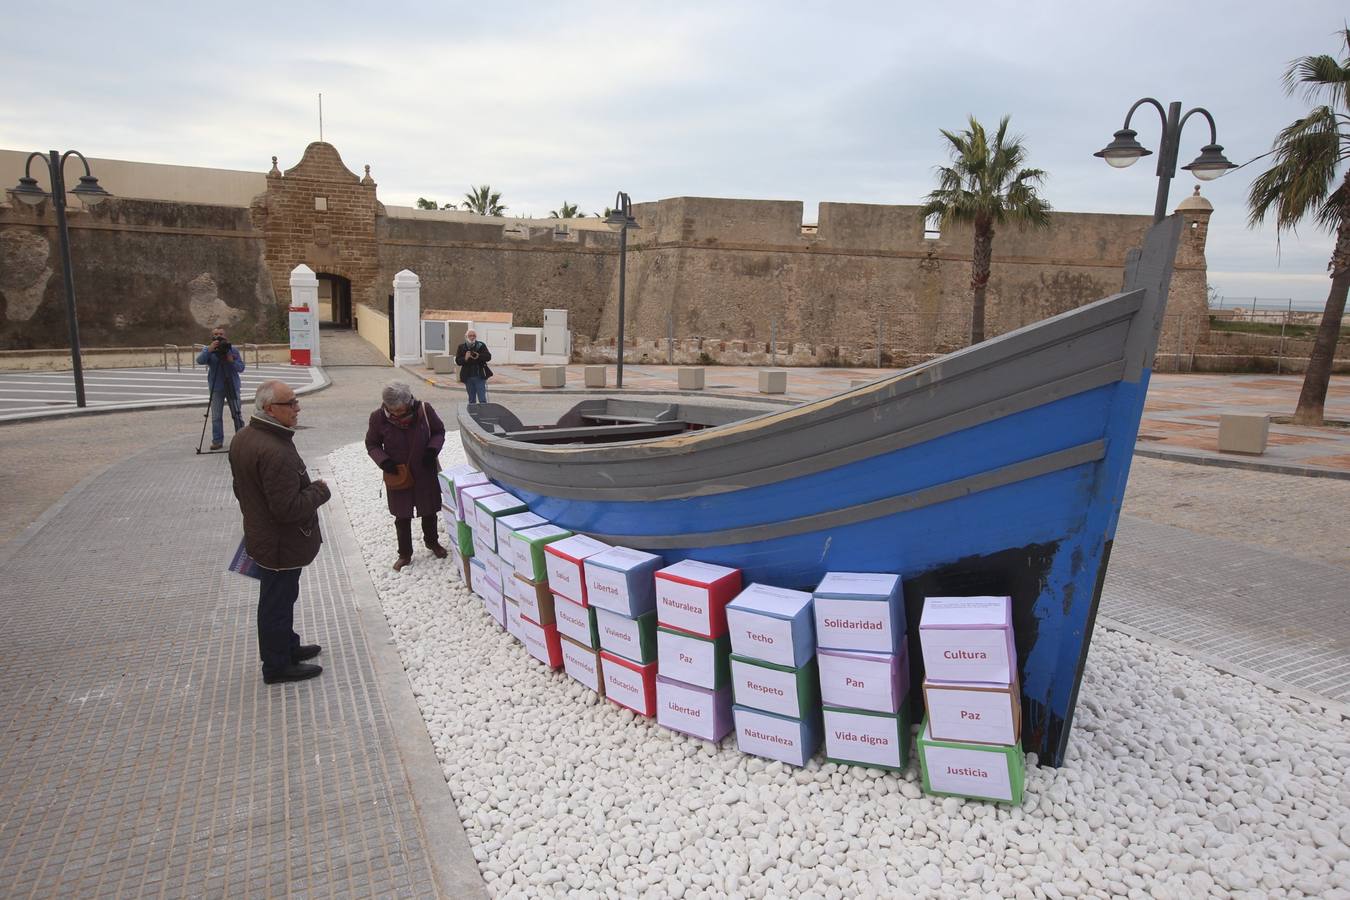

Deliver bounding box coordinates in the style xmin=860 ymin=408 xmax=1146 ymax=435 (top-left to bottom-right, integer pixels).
xmin=512 ymin=524 xmax=574 ymax=582
xmin=917 ymin=715 xmax=1025 ymax=805
xmin=730 ymin=654 xmax=820 ymax=719
xmin=595 ymin=606 xmax=657 ymax=664
xmin=823 ymin=700 xmax=911 ymax=772
xmin=657 ymin=626 xmax=731 ymax=690
xmin=456 ymin=520 xmax=474 ymax=558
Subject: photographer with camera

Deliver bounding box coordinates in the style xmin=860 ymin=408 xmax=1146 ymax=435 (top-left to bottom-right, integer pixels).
xmin=197 ymin=325 xmax=246 ymax=450
xmin=453 ymin=328 xmax=492 ymax=404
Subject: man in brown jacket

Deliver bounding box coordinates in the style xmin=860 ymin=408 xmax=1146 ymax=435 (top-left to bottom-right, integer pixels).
xmin=230 ymin=379 xmax=332 ymax=684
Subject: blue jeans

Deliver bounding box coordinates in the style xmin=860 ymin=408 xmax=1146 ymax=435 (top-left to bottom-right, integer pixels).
xmin=464 ymin=376 xmax=487 ymax=404
xmin=210 ymin=386 xmax=244 ymax=445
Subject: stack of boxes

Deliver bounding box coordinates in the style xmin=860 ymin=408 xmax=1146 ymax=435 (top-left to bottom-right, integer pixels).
xmin=814 ymin=573 xmax=911 ymax=772
xmin=509 ymin=523 xmax=572 ymax=669
xmin=440 ymin=465 xmax=488 ymax=585
xmin=545 ymin=535 xmax=610 ymax=695
xmin=653 ymin=561 xmax=743 ymax=743
xmin=460 ymin=482 xmax=507 ymax=628
xmin=727 ymin=584 xmax=819 ymax=765
xmin=916 ymin=596 xmax=1025 ymax=804
xmin=586 ymin=546 xmax=663 ymax=716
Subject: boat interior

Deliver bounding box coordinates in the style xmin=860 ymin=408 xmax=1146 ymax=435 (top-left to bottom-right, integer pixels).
xmin=464 ymin=398 xmax=758 ymax=445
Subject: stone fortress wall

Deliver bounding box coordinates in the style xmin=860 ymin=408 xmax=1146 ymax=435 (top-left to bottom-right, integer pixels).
xmin=0 ymin=141 xmax=1212 ymax=362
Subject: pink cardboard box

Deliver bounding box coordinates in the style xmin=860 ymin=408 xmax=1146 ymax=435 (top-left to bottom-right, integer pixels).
xmin=449 ymin=471 xmax=491 ymax=521
xmin=544 ymin=534 xmax=611 ymax=606
xmin=655 ymin=560 xmax=743 ymax=639
xmin=817 ymin=643 xmax=910 ymax=714
xmin=656 ymin=675 xmax=733 ymax=743
xmin=600 ymin=651 xmax=657 ymax=717
xmin=919 ymin=596 xmax=1016 ymax=684
xmin=459 ymin=482 xmax=504 ymax=528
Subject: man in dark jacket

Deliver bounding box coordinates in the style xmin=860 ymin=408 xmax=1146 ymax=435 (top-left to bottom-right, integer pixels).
xmin=229 ymin=379 xmax=331 ymax=684
xmin=197 ymin=326 xmax=246 ymax=450
xmin=454 ymin=328 xmax=492 ymax=403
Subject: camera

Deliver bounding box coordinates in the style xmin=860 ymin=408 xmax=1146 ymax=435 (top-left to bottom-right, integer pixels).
xmin=212 ymin=339 xmax=232 ymax=356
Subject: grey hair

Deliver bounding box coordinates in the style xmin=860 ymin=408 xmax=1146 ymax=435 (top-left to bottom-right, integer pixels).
xmin=254 ymin=380 xmax=287 ymax=408
xmin=382 ymin=381 xmax=414 ymax=408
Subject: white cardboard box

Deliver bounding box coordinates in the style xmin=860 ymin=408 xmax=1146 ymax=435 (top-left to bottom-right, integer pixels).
xmin=504 ymin=598 xmax=523 ymax=642
xmin=730 ymin=656 xmax=813 ymax=719
xmin=654 ymin=559 xmax=742 ymax=639
xmin=657 ymin=628 xmax=730 ymax=690
xmin=496 ymin=511 xmax=546 ymax=559
xmin=450 ymin=471 xmax=491 ymax=520
xmin=554 ymin=594 xmax=597 ymax=648
xmin=923 ymin=679 xmax=1021 ymax=746
xmin=813 ymin=572 xmax=904 ymax=653
xmin=732 ymin=706 xmax=820 ymax=768
xmin=560 ymin=635 xmax=604 ymax=694
xmin=460 ymin=483 xmax=504 ymax=528
xmin=544 ymin=534 xmax=610 ymax=606
xmin=817 ymin=644 xmax=909 ymax=714
xmin=656 ymin=676 xmax=732 ymax=742
xmin=822 ymin=705 xmax=909 ymax=771
xmin=725 ymin=583 xmax=815 ymax=668
xmin=474 ymin=491 xmax=527 ymax=544
xmin=585 ymin=546 xmax=663 ymax=617
xmin=919 ymin=596 xmax=1016 ymax=684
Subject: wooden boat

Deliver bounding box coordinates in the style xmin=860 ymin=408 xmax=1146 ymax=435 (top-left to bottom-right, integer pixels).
xmin=459 ymin=216 xmax=1183 ymax=767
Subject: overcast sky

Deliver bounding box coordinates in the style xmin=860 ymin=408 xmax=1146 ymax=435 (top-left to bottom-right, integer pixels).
xmin=3 ymin=1 xmax=1345 ymax=309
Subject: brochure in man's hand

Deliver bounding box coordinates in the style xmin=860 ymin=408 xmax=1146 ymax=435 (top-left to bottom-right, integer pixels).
xmin=228 ymin=538 xmax=262 ymax=579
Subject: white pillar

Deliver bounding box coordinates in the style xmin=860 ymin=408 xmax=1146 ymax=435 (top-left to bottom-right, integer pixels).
xmin=288 ymin=264 xmax=321 ymax=366
xmin=393 ymin=269 xmax=422 ymax=369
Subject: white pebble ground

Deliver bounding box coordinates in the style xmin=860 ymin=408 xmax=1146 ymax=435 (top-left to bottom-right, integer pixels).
xmin=331 ymin=442 xmax=1350 ymax=899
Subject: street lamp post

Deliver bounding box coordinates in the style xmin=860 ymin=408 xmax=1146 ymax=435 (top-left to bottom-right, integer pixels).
xmin=605 ymin=192 xmax=639 ymax=389
xmin=8 ymin=151 xmax=111 ymax=407
xmin=1094 ymin=99 xmax=1236 ymax=222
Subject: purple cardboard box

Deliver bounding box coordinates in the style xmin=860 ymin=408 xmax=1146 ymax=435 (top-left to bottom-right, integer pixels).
xmin=656 ymin=675 xmax=733 ymax=742
xmin=919 ymin=596 xmax=1016 ymax=684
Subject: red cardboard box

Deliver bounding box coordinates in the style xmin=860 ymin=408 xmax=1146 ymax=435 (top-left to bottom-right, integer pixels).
xmin=520 ymin=614 xmax=563 ymax=669
xmin=654 ymin=560 xmax=743 ymax=639
xmin=599 ymin=650 xmax=657 ymax=717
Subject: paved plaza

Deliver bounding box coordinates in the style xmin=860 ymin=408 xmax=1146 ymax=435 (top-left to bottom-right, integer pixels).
xmin=0 ymin=346 xmax=1347 ymax=897
xmin=0 ymin=365 xmax=322 ymax=421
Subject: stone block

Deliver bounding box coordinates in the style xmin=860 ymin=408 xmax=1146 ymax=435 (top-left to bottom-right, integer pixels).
xmin=540 ymin=365 xmax=567 ymax=389
xmin=759 ymin=369 xmax=787 ymax=394
xmin=584 ymin=365 xmax=607 ymax=388
xmin=431 ymin=354 xmax=454 ymax=374
xmin=678 ymin=367 xmax=705 ymax=390
xmin=1218 ymin=414 xmax=1269 ymax=455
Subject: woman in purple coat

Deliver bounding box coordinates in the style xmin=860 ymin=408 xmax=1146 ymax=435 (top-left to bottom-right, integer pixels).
xmin=366 ymin=381 xmax=448 ymax=570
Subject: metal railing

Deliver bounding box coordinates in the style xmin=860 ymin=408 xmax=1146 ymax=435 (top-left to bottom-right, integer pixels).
xmin=161 ymin=344 xmax=181 ymax=372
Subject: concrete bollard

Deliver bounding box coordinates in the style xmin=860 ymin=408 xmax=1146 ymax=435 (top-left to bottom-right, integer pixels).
xmin=540 ymin=365 xmax=567 ymax=389
xmin=678 ymin=367 xmax=705 ymax=390
xmin=1217 ymin=414 xmax=1270 ymax=455
xmin=759 ymin=369 xmax=787 ymax=394
xmin=584 ymin=365 xmax=607 ymax=388
xmin=431 ymin=355 xmax=455 ymax=374
xmin=423 ymin=352 xmax=438 ymax=369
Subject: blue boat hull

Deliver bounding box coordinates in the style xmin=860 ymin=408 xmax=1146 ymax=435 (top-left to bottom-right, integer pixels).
xmin=461 ymin=218 xmax=1182 ymax=766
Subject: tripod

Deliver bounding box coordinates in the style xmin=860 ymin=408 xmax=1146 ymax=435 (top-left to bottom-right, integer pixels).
xmin=196 ymin=378 xmax=244 ymax=455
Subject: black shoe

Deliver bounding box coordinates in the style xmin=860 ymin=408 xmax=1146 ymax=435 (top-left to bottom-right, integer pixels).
xmin=426 ymin=541 xmax=448 ymax=559
xmin=264 ymin=663 xmax=322 ymax=684
xmin=293 ymin=644 xmax=322 ymax=662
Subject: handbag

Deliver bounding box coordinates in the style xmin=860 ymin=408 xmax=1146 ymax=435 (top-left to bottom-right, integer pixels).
xmin=383 ymin=464 xmax=414 ymax=491
xmin=381 ymin=404 xmax=428 ymax=491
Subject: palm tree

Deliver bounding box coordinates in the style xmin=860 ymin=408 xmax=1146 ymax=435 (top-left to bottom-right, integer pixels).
xmin=461 ymin=185 xmax=507 ymax=216
xmin=1247 ymin=27 xmax=1350 ymax=427
xmin=550 ymin=201 xmax=583 ymax=219
xmin=921 ymin=115 xmax=1052 ymax=344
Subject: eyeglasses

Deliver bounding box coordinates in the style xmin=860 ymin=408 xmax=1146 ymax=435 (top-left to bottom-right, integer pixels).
xmin=269 ymin=399 xmax=300 ymax=408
